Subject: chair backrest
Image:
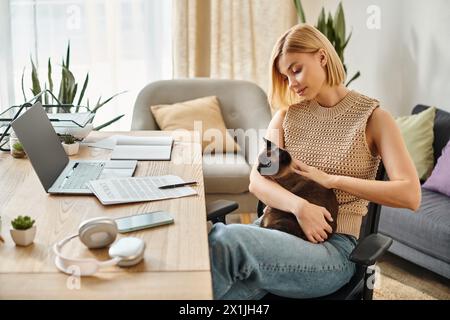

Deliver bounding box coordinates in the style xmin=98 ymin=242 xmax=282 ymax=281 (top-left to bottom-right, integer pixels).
xmin=257 ymin=162 xmax=386 ymax=240
xmin=131 ymin=78 xmax=272 ymax=162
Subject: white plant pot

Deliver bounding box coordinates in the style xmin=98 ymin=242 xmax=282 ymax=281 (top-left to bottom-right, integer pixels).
xmin=10 ymin=225 xmax=36 ymax=246
xmin=62 ymin=142 xmax=80 ymax=156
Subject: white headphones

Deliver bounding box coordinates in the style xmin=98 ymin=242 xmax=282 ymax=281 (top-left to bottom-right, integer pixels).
xmin=53 ymin=217 xmax=146 ymax=276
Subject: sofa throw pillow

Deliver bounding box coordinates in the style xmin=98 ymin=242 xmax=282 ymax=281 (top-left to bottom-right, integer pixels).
xmin=395 ymin=106 xmax=436 ymax=181
xmin=423 ymin=140 xmax=450 ymax=197
xmin=150 ymin=96 xmax=240 ymax=154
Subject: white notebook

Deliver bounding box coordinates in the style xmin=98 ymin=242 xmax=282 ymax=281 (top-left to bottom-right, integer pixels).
xmin=108 ymin=136 xmax=173 ymax=161
xmin=88 ymin=175 xmax=197 ymax=205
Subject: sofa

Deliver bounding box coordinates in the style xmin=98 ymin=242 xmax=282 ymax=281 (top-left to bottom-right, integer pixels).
xmin=131 ymin=78 xmax=272 ymax=214
xmin=378 ymin=105 xmax=450 ymax=279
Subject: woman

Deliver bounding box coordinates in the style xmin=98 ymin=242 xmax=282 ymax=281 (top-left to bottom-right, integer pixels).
xmin=208 ymin=24 xmax=421 ymax=300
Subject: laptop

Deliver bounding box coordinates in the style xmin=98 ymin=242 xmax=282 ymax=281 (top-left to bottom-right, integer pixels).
xmin=11 ymin=102 xmax=137 ymax=194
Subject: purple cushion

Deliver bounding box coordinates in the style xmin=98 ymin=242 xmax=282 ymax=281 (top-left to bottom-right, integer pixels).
xmin=423 ymin=140 xmax=450 ymax=197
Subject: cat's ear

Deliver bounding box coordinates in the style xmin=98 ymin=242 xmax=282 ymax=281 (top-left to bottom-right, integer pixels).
xmin=263 ymin=137 xmax=274 ymax=150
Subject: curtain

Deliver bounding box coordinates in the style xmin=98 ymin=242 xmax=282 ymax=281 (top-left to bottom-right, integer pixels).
xmin=173 ymin=0 xmax=298 ymax=92
xmin=0 ymin=0 xmax=14 ymax=111
xmin=3 ymin=0 xmax=173 ymax=130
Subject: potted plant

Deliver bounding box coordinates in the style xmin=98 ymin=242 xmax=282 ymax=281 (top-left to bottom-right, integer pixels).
xmin=10 ymin=215 xmax=36 ymax=246
xmin=60 ymin=133 xmax=79 ymax=156
xmin=11 ymin=142 xmax=26 ymax=159
xmin=9 ymin=130 xmax=26 ymax=158
xmin=22 ymin=42 xmax=126 ymax=137
xmin=293 ymin=0 xmax=360 ymax=87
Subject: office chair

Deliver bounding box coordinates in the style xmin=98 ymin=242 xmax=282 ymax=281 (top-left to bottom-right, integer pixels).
xmin=208 ymin=163 xmax=393 ymax=300
xmin=206 ymin=199 xmax=239 ymax=224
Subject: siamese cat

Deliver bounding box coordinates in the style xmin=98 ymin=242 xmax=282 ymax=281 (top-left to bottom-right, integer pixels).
xmin=257 ymin=138 xmax=338 ymax=240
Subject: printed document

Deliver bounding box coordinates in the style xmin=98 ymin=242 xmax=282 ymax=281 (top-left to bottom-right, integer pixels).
xmin=88 ymin=175 xmax=197 ymax=205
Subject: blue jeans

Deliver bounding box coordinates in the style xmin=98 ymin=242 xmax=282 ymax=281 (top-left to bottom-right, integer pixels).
xmin=208 ymin=217 xmax=358 ymax=300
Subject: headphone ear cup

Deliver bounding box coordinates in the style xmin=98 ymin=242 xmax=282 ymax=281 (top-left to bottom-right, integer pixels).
xmin=79 ymin=217 xmax=118 ymax=249
xmin=109 ymin=237 xmax=146 ymax=267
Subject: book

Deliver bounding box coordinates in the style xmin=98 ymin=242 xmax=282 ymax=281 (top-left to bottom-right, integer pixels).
xmin=88 ymin=175 xmax=197 ymax=205
xmin=89 ymin=135 xmax=173 ymax=160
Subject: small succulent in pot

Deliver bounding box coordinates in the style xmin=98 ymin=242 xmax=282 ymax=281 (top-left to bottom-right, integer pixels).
xmin=60 ymin=133 xmax=80 ymax=156
xmin=10 ymin=215 xmax=36 ymax=246
xmin=11 ymin=141 xmax=26 ymax=158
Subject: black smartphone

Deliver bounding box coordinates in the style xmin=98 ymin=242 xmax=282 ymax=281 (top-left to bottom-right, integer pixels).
xmin=115 ymin=211 xmax=174 ymax=233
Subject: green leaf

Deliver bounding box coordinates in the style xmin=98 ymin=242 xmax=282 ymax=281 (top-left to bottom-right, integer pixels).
xmin=76 ymin=73 xmax=89 ymax=107
xmin=30 ymin=56 xmax=42 ymax=101
xmin=326 ymin=12 xmax=334 ymax=43
xmin=343 ymin=29 xmax=352 ymax=50
xmin=46 ymin=90 xmax=63 ymax=106
xmin=334 ymin=2 xmax=346 ymax=46
xmin=91 ymin=91 xmax=126 ymax=113
xmin=93 ymin=95 xmax=102 ymax=112
xmin=44 ymin=83 xmax=48 ymax=104
xmin=316 ymin=8 xmax=326 ymax=33
xmin=293 ymin=0 xmax=306 ymax=23
xmin=21 ymin=67 xmax=27 ymax=102
xmin=61 ymin=66 xmax=76 ymax=104
xmin=58 ymin=59 xmax=65 ymax=102
xmin=66 ymin=41 xmax=70 ymax=70
xmin=47 ymin=58 xmax=54 ymax=102
xmin=71 ymin=83 xmax=78 ymax=104
xmin=345 ymin=71 xmax=360 ymax=87
xmin=94 ymin=114 xmax=125 ymax=131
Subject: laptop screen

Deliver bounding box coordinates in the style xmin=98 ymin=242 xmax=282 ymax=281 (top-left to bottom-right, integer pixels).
xmin=11 ymin=102 xmax=69 ymax=191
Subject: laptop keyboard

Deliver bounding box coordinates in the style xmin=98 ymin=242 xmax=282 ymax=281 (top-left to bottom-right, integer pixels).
xmin=60 ymin=162 xmax=105 ymax=190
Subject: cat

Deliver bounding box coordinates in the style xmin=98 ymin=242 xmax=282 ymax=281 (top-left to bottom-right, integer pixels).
xmin=256 ymin=138 xmax=339 ymax=240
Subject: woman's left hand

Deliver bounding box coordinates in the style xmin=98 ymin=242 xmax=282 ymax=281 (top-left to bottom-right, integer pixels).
xmin=291 ymin=158 xmax=336 ymax=189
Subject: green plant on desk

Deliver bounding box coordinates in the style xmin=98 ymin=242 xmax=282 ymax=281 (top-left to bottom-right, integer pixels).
xmin=11 ymin=141 xmax=26 ymax=158
xmin=22 ymin=42 xmax=125 ymax=130
xmin=60 ymin=133 xmax=76 ymax=145
xmin=11 ymin=215 xmax=35 ymax=230
xmin=10 ymin=215 xmax=36 ymax=246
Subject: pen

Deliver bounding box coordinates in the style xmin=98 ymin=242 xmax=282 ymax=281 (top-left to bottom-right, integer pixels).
xmin=158 ymin=181 xmax=197 ymax=189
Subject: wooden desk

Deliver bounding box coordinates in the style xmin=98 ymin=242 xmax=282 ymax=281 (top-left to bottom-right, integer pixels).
xmin=0 ymin=131 xmax=212 ymax=299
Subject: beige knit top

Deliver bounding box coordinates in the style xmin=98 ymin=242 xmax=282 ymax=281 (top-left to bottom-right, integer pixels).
xmin=283 ymin=90 xmax=381 ymax=239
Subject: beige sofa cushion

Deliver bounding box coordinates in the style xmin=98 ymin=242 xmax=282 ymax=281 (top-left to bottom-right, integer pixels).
xmin=150 ymin=96 xmax=240 ymax=154
xmin=202 ymin=153 xmax=251 ymax=194
xmin=395 ymin=106 xmax=436 ymax=181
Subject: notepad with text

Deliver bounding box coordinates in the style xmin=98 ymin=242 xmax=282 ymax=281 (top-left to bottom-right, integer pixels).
xmin=88 ymin=175 xmax=197 ymax=205
xmin=106 ymin=136 xmax=173 ymax=160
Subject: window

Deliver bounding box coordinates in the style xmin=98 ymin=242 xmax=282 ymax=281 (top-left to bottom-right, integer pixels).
xmin=2 ymin=0 xmax=173 ymax=130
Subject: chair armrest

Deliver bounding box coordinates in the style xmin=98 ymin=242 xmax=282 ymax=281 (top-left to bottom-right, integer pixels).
xmin=206 ymin=200 xmax=239 ymax=224
xmin=349 ymin=233 xmax=393 ymax=266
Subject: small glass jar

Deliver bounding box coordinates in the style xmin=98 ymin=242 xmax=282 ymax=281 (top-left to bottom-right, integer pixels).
xmin=9 ymin=131 xmax=26 ymax=158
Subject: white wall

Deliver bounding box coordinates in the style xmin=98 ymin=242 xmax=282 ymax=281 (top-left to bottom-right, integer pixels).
xmin=302 ymin=0 xmax=450 ymax=116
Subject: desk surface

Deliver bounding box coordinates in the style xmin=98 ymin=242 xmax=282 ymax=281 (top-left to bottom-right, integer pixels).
xmin=0 ymin=131 xmax=212 ymax=299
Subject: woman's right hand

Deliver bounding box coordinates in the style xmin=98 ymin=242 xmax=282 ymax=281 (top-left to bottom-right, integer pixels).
xmin=292 ymin=199 xmax=334 ymax=244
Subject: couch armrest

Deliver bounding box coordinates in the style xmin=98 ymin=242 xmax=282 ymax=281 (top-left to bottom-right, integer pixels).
xmin=206 ymin=200 xmax=239 ymax=224
xmin=349 ymin=233 xmax=393 ymax=266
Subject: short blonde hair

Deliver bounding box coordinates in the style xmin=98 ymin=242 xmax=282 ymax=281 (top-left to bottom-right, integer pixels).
xmin=268 ymin=24 xmax=346 ymax=111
